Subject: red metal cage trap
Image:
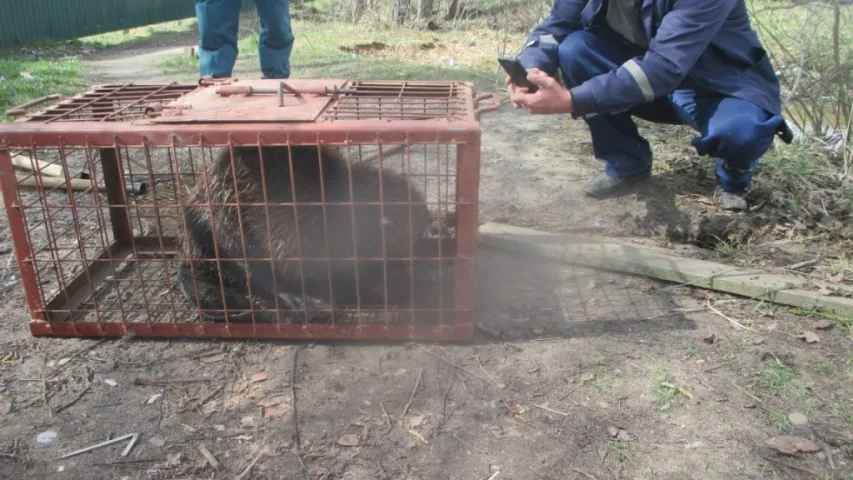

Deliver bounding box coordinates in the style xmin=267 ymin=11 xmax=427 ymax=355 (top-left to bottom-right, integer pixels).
xmin=0 ymin=78 xmax=500 ymax=341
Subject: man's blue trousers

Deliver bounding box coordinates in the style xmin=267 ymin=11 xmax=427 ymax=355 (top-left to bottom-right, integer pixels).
xmin=196 ymin=0 xmax=294 ymax=79
xmin=558 ymin=29 xmax=785 ymax=193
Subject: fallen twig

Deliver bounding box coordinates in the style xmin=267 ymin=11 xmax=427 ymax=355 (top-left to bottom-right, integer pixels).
xmin=60 ymin=433 xmax=138 ymax=459
xmin=235 ymin=453 xmax=263 ymax=480
xmin=422 ymin=349 xmax=490 ymax=384
xmin=438 ymin=366 xmax=456 ymax=430
xmin=178 ymin=384 xmax=224 ymax=413
xmin=476 ymin=356 xmax=504 ymax=388
xmin=533 ymin=403 xmax=569 ymax=417
xmin=571 ymin=468 xmax=599 ymax=480
xmin=399 ymin=368 xmax=423 ymax=420
xmin=44 ymin=340 xmax=107 ymax=379
xmin=440 ymin=431 xmax=487 ymax=454
xmin=705 ymin=300 xmax=753 ymax=331
xmin=341 ymin=363 xmax=380 ymax=376
xmin=54 ymin=370 xmax=92 ymax=414
xmin=291 ymin=346 xmax=307 ymax=472
xmin=134 ymin=378 xmax=212 ymax=387
xmin=196 ymin=444 xmax=219 ymax=470
xmin=759 ymin=454 xmax=821 ymax=477
xmin=785 ymin=258 xmax=818 ymax=271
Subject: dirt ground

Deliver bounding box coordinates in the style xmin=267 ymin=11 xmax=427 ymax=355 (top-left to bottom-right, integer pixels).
xmin=1 ymin=22 xmax=852 ymax=480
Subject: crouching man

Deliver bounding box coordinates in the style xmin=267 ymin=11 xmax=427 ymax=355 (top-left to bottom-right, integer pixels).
xmin=507 ymin=0 xmax=793 ymax=211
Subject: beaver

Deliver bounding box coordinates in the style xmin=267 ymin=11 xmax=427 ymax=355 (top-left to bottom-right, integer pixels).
xmin=175 ymin=144 xmax=450 ymax=323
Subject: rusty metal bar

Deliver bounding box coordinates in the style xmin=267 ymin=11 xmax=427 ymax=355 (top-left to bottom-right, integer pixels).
xmin=5 ymin=94 xmax=65 ymax=117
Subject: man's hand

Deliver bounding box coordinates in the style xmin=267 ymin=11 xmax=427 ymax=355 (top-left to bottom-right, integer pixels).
xmin=506 ymin=68 xmax=574 ymax=115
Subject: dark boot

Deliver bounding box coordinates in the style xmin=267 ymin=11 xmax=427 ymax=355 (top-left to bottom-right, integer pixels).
xmin=713 ymin=186 xmax=748 ymax=211
xmin=582 ymin=171 xmax=651 ymax=198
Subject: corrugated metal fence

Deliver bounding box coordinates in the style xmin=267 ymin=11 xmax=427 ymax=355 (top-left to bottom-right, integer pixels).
xmin=1 ymin=0 xmax=255 ymax=50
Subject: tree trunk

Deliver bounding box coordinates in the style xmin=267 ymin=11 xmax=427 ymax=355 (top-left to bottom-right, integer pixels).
xmin=418 ymin=0 xmax=434 ymax=18
xmin=394 ymin=0 xmax=411 ymax=24
xmin=445 ymin=0 xmax=460 ymax=20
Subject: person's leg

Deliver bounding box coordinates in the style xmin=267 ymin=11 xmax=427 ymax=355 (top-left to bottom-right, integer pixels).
xmin=671 ymin=89 xmax=785 ymax=210
xmin=557 ymin=30 xmax=684 ymax=197
xmin=254 ymin=0 xmax=295 ymax=79
xmin=196 ymin=0 xmax=242 ymax=79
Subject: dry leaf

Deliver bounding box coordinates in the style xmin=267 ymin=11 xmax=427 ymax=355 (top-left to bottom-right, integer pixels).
xmin=765 ymin=436 xmax=820 ymax=455
xmin=337 ymin=434 xmax=360 ymax=447
xmin=797 ymin=331 xmax=820 ymax=344
xmin=830 ymin=272 xmax=845 ymax=283
xmin=246 ymin=389 xmax=266 ymax=400
xmin=259 ymin=395 xmax=286 ymax=408
xmin=263 ymin=404 xmax=288 ymax=420
xmin=607 ymin=426 xmax=633 ymax=441
xmin=812 ymin=320 xmax=833 ymax=330
xmin=408 ymin=429 xmax=428 ymax=444
xmin=506 ymin=404 xmax=526 ymax=417
xmin=817 ymin=288 xmax=834 ymax=296
xmin=703 ymin=333 xmax=717 ymax=344
xmin=251 ymin=373 xmax=268 ymax=383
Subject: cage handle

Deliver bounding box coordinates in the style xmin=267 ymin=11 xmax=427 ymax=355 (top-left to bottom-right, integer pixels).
xmin=473 ymin=93 xmax=501 ymax=120
xmin=5 ymin=94 xmax=64 ymax=117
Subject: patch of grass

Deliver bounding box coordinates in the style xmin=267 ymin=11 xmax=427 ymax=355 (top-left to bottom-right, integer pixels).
xmin=611 ymin=441 xmax=632 ymax=462
xmin=790 ymin=307 xmax=853 ymax=336
xmin=754 ymin=140 xmax=851 ymax=222
xmin=0 ymin=56 xmax=87 ymax=122
xmin=653 ymin=380 xmax=680 ymax=410
xmin=645 ymin=363 xmax=671 ymax=376
xmin=807 ymin=359 xmax=833 ymax=375
xmin=652 ymin=377 xmax=693 ymax=410
xmin=77 ymin=18 xmax=198 ymax=48
xmin=157 ymin=54 xmax=198 ymax=74
xmin=752 ymin=357 xmax=809 ymax=402
xmin=155 ymin=20 xmax=506 ymax=92
xmin=715 ymin=240 xmax=736 ymax=256
xmin=581 ymin=364 xmax=618 ymax=394
xmin=686 ymin=343 xmax=700 ymax=358
xmin=769 ymin=410 xmax=791 ymax=431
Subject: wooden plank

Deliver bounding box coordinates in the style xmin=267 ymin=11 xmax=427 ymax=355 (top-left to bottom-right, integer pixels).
xmin=478 ymin=222 xmax=853 ymax=317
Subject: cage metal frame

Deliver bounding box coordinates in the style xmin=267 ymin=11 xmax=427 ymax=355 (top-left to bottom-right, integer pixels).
xmin=0 ymin=78 xmax=500 ymax=342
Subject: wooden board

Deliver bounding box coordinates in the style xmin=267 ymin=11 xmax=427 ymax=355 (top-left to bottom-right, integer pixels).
xmin=478 ymin=222 xmax=853 ymax=317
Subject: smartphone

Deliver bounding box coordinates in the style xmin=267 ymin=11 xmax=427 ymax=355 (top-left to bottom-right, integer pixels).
xmin=498 ymin=56 xmax=538 ymax=93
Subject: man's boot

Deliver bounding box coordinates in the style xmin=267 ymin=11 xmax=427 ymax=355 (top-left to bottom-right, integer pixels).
xmin=582 ymin=171 xmax=651 ymax=198
xmin=714 ymin=186 xmax=748 ymax=211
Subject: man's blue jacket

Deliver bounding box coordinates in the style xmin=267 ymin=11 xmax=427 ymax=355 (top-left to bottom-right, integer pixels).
xmin=519 ymin=0 xmax=783 ymax=120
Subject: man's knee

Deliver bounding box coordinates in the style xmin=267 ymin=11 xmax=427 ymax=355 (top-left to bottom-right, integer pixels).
xmin=263 ymin=27 xmax=295 ymax=49
xmin=257 ymin=0 xmax=294 ymax=48
xmin=558 ymin=31 xmax=628 ymax=88
xmin=705 ymin=112 xmax=782 ymax=163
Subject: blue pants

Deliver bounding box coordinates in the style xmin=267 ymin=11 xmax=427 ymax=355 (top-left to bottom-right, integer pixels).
xmin=558 ymin=29 xmax=786 ymax=193
xmin=196 ymin=0 xmax=294 ymax=79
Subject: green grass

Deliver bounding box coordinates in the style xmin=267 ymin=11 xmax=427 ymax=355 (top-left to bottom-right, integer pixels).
xmin=0 ymin=56 xmax=87 ymax=122
xmin=751 ymin=356 xmax=810 ymax=404
xmin=153 ymin=20 xmax=506 ymax=91
xmin=77 ymin=18 xmax=198 ymax=48
xmin=790 ymin=307 xmax=853 ymax=336
xmin=581 ymin=363 xmax=619 ymax=394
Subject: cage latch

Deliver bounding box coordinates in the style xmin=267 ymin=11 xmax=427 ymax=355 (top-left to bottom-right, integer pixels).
xmin=216 ymin=82 xmax=356 ymax=107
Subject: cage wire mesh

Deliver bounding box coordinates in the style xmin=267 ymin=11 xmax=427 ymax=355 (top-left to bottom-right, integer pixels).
xmin=0 ymin=79 xmax=497 ymax=341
